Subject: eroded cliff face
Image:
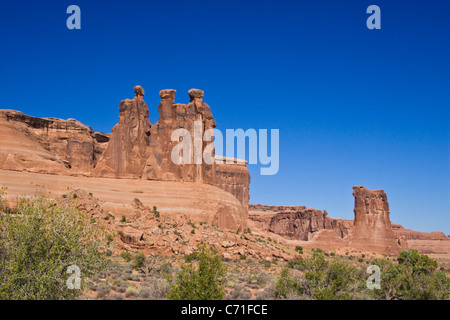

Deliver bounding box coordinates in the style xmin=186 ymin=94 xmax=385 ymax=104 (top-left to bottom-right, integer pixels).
xmin=268 ymin=208 xmax=351 ymax=241
xmin=348 ymin=186 xmax=402 ymax=255
xmin=215 ymin=157 xmax=251 ymax=213
xmin=0 ymin=109 xmax=109 ymax=174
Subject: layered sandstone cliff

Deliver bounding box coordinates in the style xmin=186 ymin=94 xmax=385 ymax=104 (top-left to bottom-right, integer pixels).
xmin=268 ymin=208 xmax=352 ymax=241
xmin=0 ymin=110 xmax=109 ymax=175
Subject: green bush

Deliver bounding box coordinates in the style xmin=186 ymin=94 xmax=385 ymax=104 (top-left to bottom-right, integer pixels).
xmin=371 ymin=249 xmax=450 ymax=300
xmin=286 ymin=258 xmax=306 ymax=270
xmin=0 ymin=197 xmax=110 ymax=300
xmin=132 ymin=252 xmax=146 ymax=270
xmin=167 ymin=244 xmax=227 ymax=300
xmin=274 ymin=268 xmax=303 ymax=299
xmin=184 ymin=251 xmax=200 ymax=263
xmin=0 ymin=187 xmax=7 ymax=210
xmin=275 ymin=251 xmax=360 ymax=300
xmin=121 ymin=251 xmax=132 ymax=262
xmin=153 ymin=206 xmax=160 ymax=218
xmin=161 ymin=262 xmax=173 ymax=274
xmin=295 ymin=246 xmax=303 ymax=254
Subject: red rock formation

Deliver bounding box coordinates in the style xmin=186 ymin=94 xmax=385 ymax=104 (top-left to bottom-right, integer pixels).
xmin=0 ymin=86 xmax=253 ymax=231
xmin=93 ymin=87 xmax=151 ymax=178
xmin=249 ymin=204 xmax=307 ymax=212
xmin=215 ymin=156 xmax=251 ymax=211
xmin=0 ymin=110 xmax=109 ymax=175
xmin=268 ymin=208 xmax=351 ymax=241
xmin=143 ymin=88 xmax=217 ymax=185
xmin=392 ymin=224 xmax=448 ymax=240
xmin=348 ymin=186 xmax=401 ymax=255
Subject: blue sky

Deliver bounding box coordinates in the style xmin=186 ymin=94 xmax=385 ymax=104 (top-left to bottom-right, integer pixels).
xmin=0 ymin=0 xmax=449 ymax=234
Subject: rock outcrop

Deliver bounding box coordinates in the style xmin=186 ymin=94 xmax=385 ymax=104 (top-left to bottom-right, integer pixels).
xmin=93 ymin=87 xmax=151 ymax=178
xmin=268 ymin=208 xmax=351 ymax=241
xmin=392 ymin=224 xmax=448 ymax=240
xmin=0 ymin=110 xmax=109 ymax=175
xmin=348 ymin=186 xmax=401 ymax=255
xmin=215 ymin=156 xmax=251 ymax=212
xmin=93 ymin=87 xmax=250 ymax=216
xmin=143 ymin=89 xmax=217 ymax=185
xmin=0 ymin=86 xmax=250 ymax=232
xmin=249 ymin=204 xmax=308 ymax=212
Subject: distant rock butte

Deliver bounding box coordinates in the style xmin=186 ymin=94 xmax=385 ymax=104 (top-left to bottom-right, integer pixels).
xmin=268 ymin=208 xmax=352 ymax=241
xmin=248 ymin=186 xmax=445 ymax=255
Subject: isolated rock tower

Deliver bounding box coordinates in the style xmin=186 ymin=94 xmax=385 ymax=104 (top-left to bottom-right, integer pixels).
xmin=349 ymin=186 xmax=401 ymax=255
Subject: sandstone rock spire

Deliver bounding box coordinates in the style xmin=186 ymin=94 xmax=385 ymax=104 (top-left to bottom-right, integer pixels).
xmin=349 ymin=186 xmax=401 ymax=255
xmin=93 ymin=86 xmax=151 ymax=178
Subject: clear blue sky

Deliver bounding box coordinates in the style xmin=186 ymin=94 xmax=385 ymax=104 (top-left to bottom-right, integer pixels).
xmin=0 ymin=0 xmax=449 ymax=234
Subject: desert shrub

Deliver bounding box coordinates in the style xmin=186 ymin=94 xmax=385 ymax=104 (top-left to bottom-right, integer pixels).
xmin=121 ymin=251 xmax=132 ymax=262
xmin=184 ymin=251 xmax=200 ymax=263
xmin=275 ymin=251 xmax=361 ymax=300
xmin=135 ymin=287 xmax=152 ymax=299
xmin=147 ymin=278 xmax=170 ymax=299
xmin=255 ymin=287 xmax=274 ymax=300
xmin=115 ymin=282 xmax=128 ymax=293
xmin=96 ymin=285 xmax=112 ymax=298
xmin=239 ymin=254 xmax=247 ymax=260
xmin=226 ymin=285 xmax=252 ymax=300
xmin=103 ymin=293 xmax=124 ymax=300
xmin=120 ymin=215 xmax=126 ymax=223
xmin=261 ymin=260 xmax=271 ymax=269
xmin=371 ymin=250 xmax=450 ymax=300
xmin=153 ymin=206 xmax=160 ymax=218
xmin=0 ymin=187 xmax=7 ymax=210
xmin=125 ymin=286 xmax=137 ymax=297
xmin=274 ymin=268 xmax=303 ymax=299
xmin=161 ymin=262 xmax=173 ymax=274
xmin=132 ymin=252 xmax=146 ymax=270
xmin=302 ymin=251 xmax=360 ymax=300
xmin=295 ymin=246 xmax=303 ymax=254
xmin=135 ymin=254 xmax=165 ymax=276
xmin=286 ymin=258 xmax=307 ymax=271
xmin=0 ymin=196 xmax=110 ymax=300
xmin=167 ymin=244 xmax=227 ymax=300
xmin=247 ymin=271 xmax=270 ymax=287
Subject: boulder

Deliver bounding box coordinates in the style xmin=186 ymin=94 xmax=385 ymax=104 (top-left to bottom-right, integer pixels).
xmin=119 ymin=226 xmax=144 ymax=245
